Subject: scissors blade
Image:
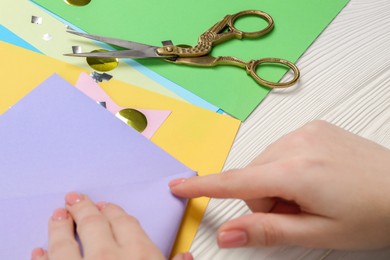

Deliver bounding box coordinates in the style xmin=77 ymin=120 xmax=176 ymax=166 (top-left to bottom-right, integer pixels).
xmin=67 ymin=30 xmax=157 ymax=51
xmin=64 ymin=48 xmax=164 ymax=59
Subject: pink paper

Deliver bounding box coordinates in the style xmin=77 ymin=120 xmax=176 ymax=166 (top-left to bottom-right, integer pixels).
xmin=75 ymin=72 xmax=171 ymax=139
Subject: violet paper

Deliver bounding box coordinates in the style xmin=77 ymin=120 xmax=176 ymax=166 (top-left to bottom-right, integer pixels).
xmin=0 ymin=74 xmax=196 ymax=258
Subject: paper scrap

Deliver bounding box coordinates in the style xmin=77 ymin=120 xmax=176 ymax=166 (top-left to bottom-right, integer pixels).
xmin=31 ymin=16 xmax=42 ymax=24
xmin=72 ymin=45 xmax=82 ymax=54
xmin=97 ymin=101 xmax=107 ymax=108
xmin=90 ymin=71 xmax=113 ymax=82
xmin=42 ymin=33 xmax=52 ymax=41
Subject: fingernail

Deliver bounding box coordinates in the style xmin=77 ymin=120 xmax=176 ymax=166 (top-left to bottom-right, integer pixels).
xmin=31 ymin=247 xmax=45 ymax=260
xmin=169 ymin=178 xmax=187 ymax=188
xmin=96 ymin=201 xmax=109 ymax=211
xmin=218 ymin=230 xmax=248 ymax=248
xmin=65 ymin=192 xmax=83 ymax=206
xmin=52 ymin=208 xmax=68 ymax=221
xmin=172 ymin=252 xmax=193 ymax=260
xmin=183 ymin=252 xmax=193 ymax=260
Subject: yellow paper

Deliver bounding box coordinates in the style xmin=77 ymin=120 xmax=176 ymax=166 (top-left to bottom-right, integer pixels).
xmin=0 ymin=41 xmax=240 ymax=254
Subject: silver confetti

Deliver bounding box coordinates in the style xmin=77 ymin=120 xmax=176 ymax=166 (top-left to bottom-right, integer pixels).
xmin=31 ymin=16 xmax=43 ymax=25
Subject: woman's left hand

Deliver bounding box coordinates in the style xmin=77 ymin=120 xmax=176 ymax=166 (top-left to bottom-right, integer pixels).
xmin=31 ymin=192 xmax=192 ymax=260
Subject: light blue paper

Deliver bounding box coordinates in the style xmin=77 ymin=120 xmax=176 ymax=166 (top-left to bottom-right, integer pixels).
xmin=0 ymin=24 xmax=41 ymax=53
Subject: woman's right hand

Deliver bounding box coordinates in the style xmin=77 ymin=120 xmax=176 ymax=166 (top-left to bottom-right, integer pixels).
xmin=171 ymin=121 xmax=390 ymax=250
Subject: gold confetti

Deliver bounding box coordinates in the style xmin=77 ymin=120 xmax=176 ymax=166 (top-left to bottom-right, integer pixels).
xmin=116 ymin=109 xmax=148 ymax=133
xmin=64 ymin=0 xmax=92 ymax=7
xmin=86 ymin=49 xmax=119 ymax=72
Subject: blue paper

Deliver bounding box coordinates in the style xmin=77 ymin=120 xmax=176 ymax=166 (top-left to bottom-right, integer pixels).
xmin=0 ymin=24 xmax=41 ymax=53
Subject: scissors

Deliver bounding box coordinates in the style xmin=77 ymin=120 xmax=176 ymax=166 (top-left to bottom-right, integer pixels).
xmin=65 ymin=10 xmax=300 ymax=88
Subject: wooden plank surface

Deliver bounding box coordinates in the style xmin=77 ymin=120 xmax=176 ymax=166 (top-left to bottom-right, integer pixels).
xmin=191 ymin=0 xmax=390 ymax=259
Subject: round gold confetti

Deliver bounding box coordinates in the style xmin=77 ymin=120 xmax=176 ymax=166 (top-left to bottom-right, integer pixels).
xmin=86 ymin=49 xmax=119 ymax=72
xmin=117 ymin=109 xmax=148 ymax=133
xmin=64 ymin=0 xmax=92 ymax=6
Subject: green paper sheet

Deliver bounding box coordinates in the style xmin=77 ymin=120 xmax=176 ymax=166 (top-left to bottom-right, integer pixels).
xmin=32 ymin=0 xmax=349 ymax=120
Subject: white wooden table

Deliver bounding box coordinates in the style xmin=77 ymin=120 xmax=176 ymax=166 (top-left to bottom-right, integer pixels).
xmin=190 ymin=0 xmax=390 ymax=259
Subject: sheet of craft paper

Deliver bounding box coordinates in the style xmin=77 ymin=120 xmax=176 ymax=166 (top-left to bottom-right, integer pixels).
xmin=31 ymin=0 xmax=350 ymax=120
xmin=0 ymin=2 xmax=221 ymax=112
xmin=0 ymin=41 xmax=240 ymax=254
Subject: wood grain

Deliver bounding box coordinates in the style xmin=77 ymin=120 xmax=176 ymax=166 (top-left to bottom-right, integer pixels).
xmin=191 ymin=0 xmax=390 ymax=259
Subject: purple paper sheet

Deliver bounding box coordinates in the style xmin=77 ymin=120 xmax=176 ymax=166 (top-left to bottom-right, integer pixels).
xmin=0 ymin=74 xmax=196 ymax=258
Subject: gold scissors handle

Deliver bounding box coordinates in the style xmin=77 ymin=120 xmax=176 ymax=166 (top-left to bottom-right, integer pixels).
xmin=167 ymin=55 xmax=300 ymax=88
xmin=157 ymin=10 xmax=274 ymax=57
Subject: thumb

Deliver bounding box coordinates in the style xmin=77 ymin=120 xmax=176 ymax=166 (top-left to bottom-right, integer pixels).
xmin=217 ymin=213 xmax=330 ymax=248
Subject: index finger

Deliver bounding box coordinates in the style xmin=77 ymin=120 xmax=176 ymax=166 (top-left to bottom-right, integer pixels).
xmin=169 ymin=162 xmax=301 ymax=202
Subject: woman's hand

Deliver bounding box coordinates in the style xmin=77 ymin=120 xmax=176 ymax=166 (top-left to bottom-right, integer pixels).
xmin=170 ymin=120 xmax=390 ymax=250
xmin=31 ymin=193 xmax=192 ymax=260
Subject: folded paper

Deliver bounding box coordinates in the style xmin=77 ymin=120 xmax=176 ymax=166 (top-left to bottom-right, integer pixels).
xmin=31 ymin=0 xmax=350 ymax=120
xmin=0 ymin=173 xmax=194 ymax=259
xmin=0 ymin=74 xmax=196 ymax=258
